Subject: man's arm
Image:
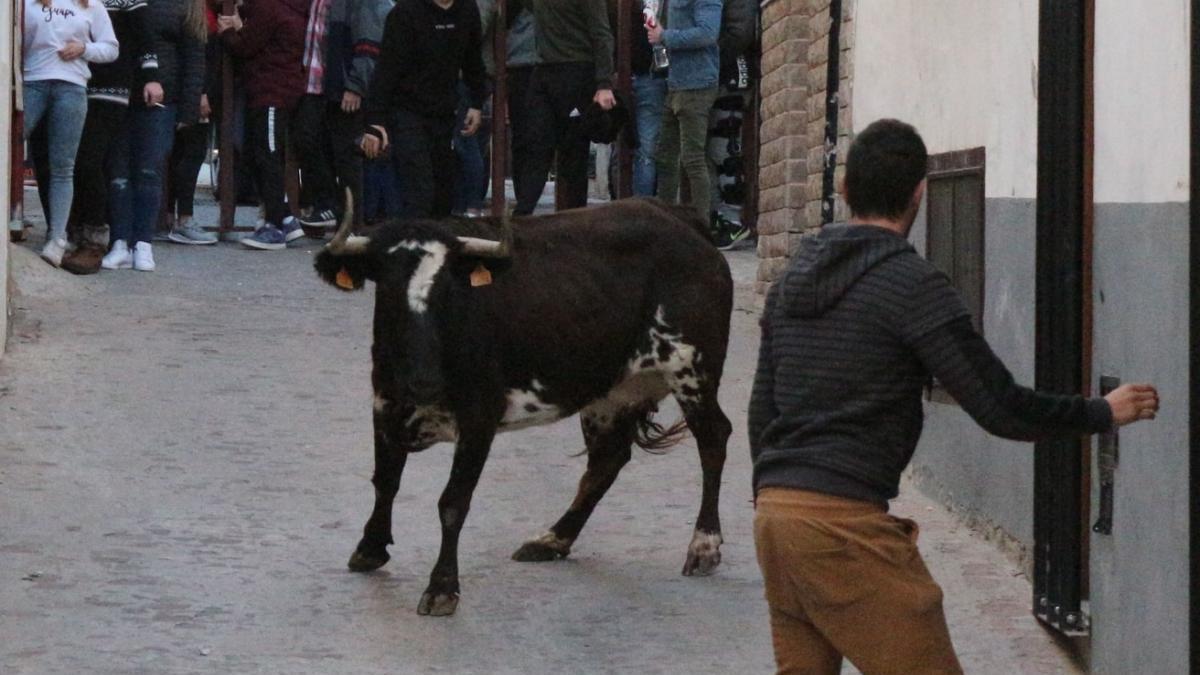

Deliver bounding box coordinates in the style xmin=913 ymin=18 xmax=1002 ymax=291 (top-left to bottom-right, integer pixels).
xmin=364 ymin=5 xmax=407 ymax=130
xmin=901 ymin=272 xmax=1112 ymax=440
xmin=586 ymin=0 xmax=615 ymax=89
xmin=662 ymin=0 xmax=722 ymax=51
xmin=344 ymin=0 xmax=391 ymax=98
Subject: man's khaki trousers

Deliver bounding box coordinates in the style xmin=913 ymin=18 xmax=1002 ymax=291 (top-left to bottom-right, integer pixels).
xmin=754 ymin=488 xmax=964 ymax=674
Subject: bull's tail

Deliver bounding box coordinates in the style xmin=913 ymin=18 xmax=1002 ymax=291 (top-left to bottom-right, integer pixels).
xmin=634 ymin=410 xmax=691 ymax=454
xmin=314 ymin=190 xmax=375 ymax=291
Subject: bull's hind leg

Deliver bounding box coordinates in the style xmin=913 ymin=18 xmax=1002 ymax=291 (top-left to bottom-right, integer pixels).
xmin=676 ymin=388 xmax=732 ymax=577
xmin=512 ymin=408 xmax=639 ymax=562
xmin=349 ymin=403 xmax=410 ymax=572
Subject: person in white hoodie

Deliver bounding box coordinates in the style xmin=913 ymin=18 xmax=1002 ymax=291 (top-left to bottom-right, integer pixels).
xmin=22 ymin=0 xmax=118 ymax=267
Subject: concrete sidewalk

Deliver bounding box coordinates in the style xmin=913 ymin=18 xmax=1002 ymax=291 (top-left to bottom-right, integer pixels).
xmin=1 ymin=192 xmax=1081 ymax=674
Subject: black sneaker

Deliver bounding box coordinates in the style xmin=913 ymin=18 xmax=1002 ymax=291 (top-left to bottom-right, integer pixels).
xmin=711 ymin=213 xmax=751 ymax=251
xmin=299 ymin=209 xmax=337 ymax=228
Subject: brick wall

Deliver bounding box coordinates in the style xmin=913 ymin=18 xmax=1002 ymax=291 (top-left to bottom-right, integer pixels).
xmin=756 ymin=0 xmax=853 ymax=295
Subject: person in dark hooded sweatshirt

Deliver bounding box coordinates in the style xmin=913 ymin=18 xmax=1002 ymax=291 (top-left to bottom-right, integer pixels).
xmin=748 ymin=118 xmax=1161 ymax=674
xmin=360 ymin=0 xmax=485 ymax=219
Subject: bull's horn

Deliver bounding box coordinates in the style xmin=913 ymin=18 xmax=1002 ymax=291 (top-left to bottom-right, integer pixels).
xmin=325 ymin=189 xmax=369 ymax=254
xmin=457 ymin=236 xmax=506 ymax=257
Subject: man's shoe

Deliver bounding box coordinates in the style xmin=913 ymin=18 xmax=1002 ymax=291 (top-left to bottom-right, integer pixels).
xmin=61 ymin=242 xmax=105 ymax=275
xmin=280 ymin=216 xmax=306 ymax=243
xmin=101 ymin=240 xmax=133 ymax=269
xmin=40 ymin=237 xmax=69 ymax=267
xmin=299 ymin=208 xmax=337 ymax=228
xmin=133 ymin=242 xmax=156 ymax=271
xmin=168 ymin=217 xmax=218 ymax=245
xmin=241 ymin=224 xmax=287 ymax=250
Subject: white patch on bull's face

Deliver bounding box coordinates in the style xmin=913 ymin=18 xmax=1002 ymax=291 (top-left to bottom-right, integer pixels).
xmin=339 ymin=235 xmax=371 ymax=253
xmin=387 ymin=239 xmax=449 ymax=314
xmin=404 ymin=405 xmax=458 ymax=447
xmin=500 ymin=379 xmax=564 ymax=431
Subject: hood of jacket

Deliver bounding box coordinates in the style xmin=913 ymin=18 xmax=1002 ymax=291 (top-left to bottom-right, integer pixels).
xmin=779 ymin=224 xmax=915 ymax=318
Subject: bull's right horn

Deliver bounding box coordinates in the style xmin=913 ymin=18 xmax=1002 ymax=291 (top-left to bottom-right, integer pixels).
xmin=326 ymin=188 xmax=369 ymax=254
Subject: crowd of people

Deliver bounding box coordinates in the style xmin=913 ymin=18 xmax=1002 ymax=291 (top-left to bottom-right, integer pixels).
xmin=20 ymin=0 xmax=759 ymax=273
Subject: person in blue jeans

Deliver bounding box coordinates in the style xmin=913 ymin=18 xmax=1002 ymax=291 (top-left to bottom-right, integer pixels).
xmin=21 ymin=0 xmax=118 ymax=267
xmin=102 ymin=0 xmax=207 ymax=271
xmin=629 ymin=0 xmax=665 ymax=197
xmin=648 ymin=0 xmax=722 ymax=219
xmin=452 ymin=81 xmax=489 ymax=217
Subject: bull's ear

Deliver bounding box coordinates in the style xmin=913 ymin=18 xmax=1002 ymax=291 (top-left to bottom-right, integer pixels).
xmin=314 ymin=249 xmax=371 ymax=291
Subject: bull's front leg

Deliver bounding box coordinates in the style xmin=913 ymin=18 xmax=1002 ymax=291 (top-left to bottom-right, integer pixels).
xmin=348 ymin=402 xmax=410 ymax=572
xmin=418 ymin=428 xmax=494 ymax=616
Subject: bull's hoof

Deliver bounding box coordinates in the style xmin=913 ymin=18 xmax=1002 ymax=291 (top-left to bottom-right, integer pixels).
xmin=511 ymin=532 xmax=572 ymax=562
xmin=347 ymin=549 xmax=390 ymax=572
xmin=681 ymin=530 xmax=723 ymax=577
xmin=417 ymin=591 xmax=459 ymax=616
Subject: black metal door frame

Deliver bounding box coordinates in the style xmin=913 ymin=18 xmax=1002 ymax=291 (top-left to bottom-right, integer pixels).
xmin=1034 ymin=0 xmax=1090 ymax=635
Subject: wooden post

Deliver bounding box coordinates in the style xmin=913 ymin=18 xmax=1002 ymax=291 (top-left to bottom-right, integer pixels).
xmin=217 ymin=0 xmax=236 ymax=236
xmin=490 ymin=0 xmax=508 ymax=216
xmin=615 ymin=0 xmax=632 ymax=199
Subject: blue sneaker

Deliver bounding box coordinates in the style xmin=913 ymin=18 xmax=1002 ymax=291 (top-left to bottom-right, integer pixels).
xmin=280 ymin=216 xmax=305 ymax=243
xmin=241 ymin=224 xmax=287 ymax=250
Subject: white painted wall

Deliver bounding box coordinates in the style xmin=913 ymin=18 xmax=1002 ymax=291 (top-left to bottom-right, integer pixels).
xmin=851 ymin=0 xmax=1039 ymax=199
xmin=1094 ymin=0 xmax=1190 ymax=203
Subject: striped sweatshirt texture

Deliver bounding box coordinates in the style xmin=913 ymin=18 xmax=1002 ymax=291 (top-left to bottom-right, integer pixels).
xmin=748 ymin=224 xmax=1112 ymax=505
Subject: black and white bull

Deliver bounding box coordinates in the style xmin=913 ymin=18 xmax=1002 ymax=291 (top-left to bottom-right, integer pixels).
xmin=315 ymin=197 xmax=734 ymax=616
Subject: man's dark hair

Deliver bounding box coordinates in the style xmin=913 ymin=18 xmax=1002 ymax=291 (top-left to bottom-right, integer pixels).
xmin=843 ymin=119 xmax=928 ymax=219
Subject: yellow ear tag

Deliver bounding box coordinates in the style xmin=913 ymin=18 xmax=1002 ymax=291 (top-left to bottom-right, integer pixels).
xmin=335 ymin=267 xmax=355 ymax=290
xmin=469 ymin=263 xmax=493 ymax=287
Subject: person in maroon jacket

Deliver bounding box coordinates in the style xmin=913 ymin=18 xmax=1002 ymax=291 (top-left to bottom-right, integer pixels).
xmin=218 ymin=0 xmax=309 ymax=250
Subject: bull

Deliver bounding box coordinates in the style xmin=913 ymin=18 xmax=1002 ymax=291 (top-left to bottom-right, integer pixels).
xmin=315 ymin=197 xmax=734 ymax=616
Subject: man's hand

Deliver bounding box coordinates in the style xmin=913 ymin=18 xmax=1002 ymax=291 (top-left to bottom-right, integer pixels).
xmin=199 ymin=94 xmax=212 ymax=120
xmin=462 ymin=108 xmax=482 ymax=136
xmin=593 ymin=89 xmax=616 ymax=111
xmin=217 ymin=14 xmax=243 ymax=32
xmin=360 ymin=125 xmax=389 ymax=159
xmin=647 ymin=23 xmax=664 ymax=45
xmin=341 ymin=91 xmax=362 ymax=113
xmin=1105 ymin=383 xmax=1160 ymax=426
xmin=58 ymin=41 xmax=86 ymax=61
xmin=144 ymin=82 xmax=164 ymax=106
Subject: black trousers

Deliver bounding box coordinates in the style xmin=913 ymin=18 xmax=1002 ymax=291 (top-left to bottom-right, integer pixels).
xmin=244 ymin=105 xmax=294 ymax=226
xmin=391 ymin=109 xmax=456 ymax=219
xmin=31 ymin=100 xmax=126 ymax=238
xmin=507 ymin=65 xmax=535 ymax=202
xmin=514 ymin=62 xmax=594 ymax=216
xmin=166 ymin=122 xmax=210 ymax=218
xmin=293 ymin=94 xmax=363 ymax=221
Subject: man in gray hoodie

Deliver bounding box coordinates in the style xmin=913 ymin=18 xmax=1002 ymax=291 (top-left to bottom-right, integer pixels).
xmin=749 ymin=118 xmax=1160 ymax=673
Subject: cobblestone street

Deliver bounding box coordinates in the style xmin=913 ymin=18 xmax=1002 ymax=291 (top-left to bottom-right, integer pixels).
xmin=1 ymin=194 xmax=1082 ymax=674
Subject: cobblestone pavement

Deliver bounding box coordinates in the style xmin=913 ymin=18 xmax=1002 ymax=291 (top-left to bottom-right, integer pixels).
xmin=1 ymin=193 xmax=1081 ymax=674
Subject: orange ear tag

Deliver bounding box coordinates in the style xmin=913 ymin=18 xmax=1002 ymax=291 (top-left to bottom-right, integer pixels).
xmin=469 ymin=263 xmax=493 ymax=287
xmin=335 ymin=267 xmax=355 ymax=290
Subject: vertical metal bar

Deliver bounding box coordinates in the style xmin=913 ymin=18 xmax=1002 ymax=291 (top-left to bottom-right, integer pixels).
xmin=490 ymin=0 xmax=508 ymax=217
xmin=1035 ymin=0 xmax=1087 ymax=635
xmin=218 ymin=0 xmax=237 ymax=236
xmin=819 ymin=0 xmax=842 ymax=226
xmin=615 ymin=0 xmax=632 ymax=199
xmin=1079 ymin=0 xmax=1095 ymax=599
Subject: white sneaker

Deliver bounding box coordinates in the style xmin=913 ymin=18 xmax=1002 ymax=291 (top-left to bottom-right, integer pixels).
xmin=102 ymin=241 xmax=133 ymax=270
xmin=133 ymin=242 xmax=156 ymax=272
xmin=40 ymin=237 xmax=69 ymax=267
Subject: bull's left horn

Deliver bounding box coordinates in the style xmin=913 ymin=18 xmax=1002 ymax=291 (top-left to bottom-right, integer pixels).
xmin=326 ymin=189 xmax=369 ymax=254
xmin=457 ymin=236 xmax=506 ymax=257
